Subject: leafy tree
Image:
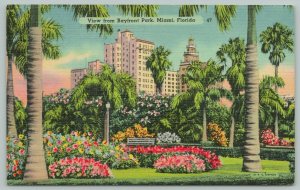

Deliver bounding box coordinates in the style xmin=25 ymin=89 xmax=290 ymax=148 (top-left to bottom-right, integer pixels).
xmin=14 ymin=98 xmax=28 ymax=135
xmin=259 ymin=76 xmax=286 ymax=128
xmin=259 ymin=22 xmax=294 ymax=137
xmin=72 ymin=65 xmax=137 ymax=110
xmin=146 ymin=46 xmax=172 ymax=94
xmin=216 ymin=37 xmax=246 ymax=147
xmin=172 ymin=60 xmax=230 ymax=142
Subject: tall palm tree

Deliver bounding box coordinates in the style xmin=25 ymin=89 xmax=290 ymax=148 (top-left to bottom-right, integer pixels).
xmin=259 ymin=22 xmax=294 ymax=137
xmin=72 ymin=64 xmax=137 ymax=110
xmin=23 ymin=5 xmax=158 ymax=181
xmin=172 ymin=60 xmax=229 ymax=142
xmin=23 ymin=4 xmax=48 ymax=181
xmin=146 ymin=46 xmax=172 ymax=94
xmin=216 ymin=37 xmax=246 ymax=147
xmin=178 ymin=4 xmax=263 ymax=171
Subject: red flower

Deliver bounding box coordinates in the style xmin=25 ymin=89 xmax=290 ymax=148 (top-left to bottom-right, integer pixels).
xmin=53 ymin=147 xmax=58 ymax=153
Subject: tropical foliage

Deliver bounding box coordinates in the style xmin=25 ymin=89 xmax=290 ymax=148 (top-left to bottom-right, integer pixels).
xmin=172 ymin=60 xmax=230 ymax=142
xmin=112 ymin=124 xmax=155 ymax=142
xmin=6 ymin=135 xmax=27 ymax=179
xmin=146 ymin=46 xmax=172 ymax=94
xmin=260 ymin=22 xmax=294 ymax=137
xmin=216 ymin=37 xmax=246 ymax=147
xmin=207 ymin=123 xmax=228 ymax=147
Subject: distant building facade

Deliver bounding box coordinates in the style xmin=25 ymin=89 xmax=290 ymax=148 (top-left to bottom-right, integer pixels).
xmin=70 ymin=59 xmax=103 ymax=88
xmin=162 ymin=71 xmax=179 ymax=95
xmin=71 ymin=32 xmax=206 ymax=96
xmin=104 ymin=30 xmax=156 ymax=94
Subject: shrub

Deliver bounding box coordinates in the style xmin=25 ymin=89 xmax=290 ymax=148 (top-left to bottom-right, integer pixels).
xmin=111 ymin=94 xmax=172 ymax=134
xmin=127 ymin=145 xmax=222 ymax=170
xmin=261 ymin=129 xmax=290 ymax=146
xmin=156 ymin=132 xmax=181 ymax=144
xmin=207 ymin=123 xmax=228 ymax=147
xmin=287 ymin=153 xmax=295 ymax=173
xmin=112 ymin=124 xmax=155 ymax=142
xmin=6 ymin=135 xmax=27 ymax=180
xmin=202 ymin=146 xmax=295 ymax=161
xmin=154 ymin=154 xmax=206 ymax=173
xmin=44 ymin=131 xmax=139 ymax=169
xmin=48 ymin=157 xmax=112 ymax=178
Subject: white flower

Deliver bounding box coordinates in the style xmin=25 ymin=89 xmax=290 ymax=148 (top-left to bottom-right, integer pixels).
xmin=156 ymin=132 xmax=181 ymax=144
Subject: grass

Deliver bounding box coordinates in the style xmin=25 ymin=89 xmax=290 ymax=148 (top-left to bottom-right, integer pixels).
xmin=8 ymin=157 xmax=294 ymax=185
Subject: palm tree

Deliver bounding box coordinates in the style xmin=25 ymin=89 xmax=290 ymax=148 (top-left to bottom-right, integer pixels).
xmin=179 ymin=4 xmax=263 ymax=172
xmin=6 ymin=5 xmax=22 ymax=138
xmin=72 ymin=64 xmax=137 ymax=109
xmin=259 ymin=22 xmax=294 ymax=137
xmin=23 ymin=5 xmax=158 ymax=181
xmin=259 ymin=76 xmax=286 ymax=128
xmin=146 ymin=46 xmax=172 ymax=94
xmin=172 ymin=60 xmax=229 ymax=142
xmin=216 ymin=37 xmax=246 ymax=147
xmin=6 ymin=5 xmax=62 ymax=138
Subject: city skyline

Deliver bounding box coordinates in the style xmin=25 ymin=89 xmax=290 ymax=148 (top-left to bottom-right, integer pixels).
xmin=11 ymin=5 xmax=295 ymax=104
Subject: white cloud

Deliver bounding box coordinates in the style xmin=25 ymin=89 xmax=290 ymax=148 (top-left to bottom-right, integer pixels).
xmin=43 ymin=52 xmax=92 ymax=70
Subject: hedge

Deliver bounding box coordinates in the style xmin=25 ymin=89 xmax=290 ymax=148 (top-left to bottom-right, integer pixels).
xmin=8 ymin=173 xmax=294 ymax=185
xmin=144 ymin=143 xmax=295 ymax=161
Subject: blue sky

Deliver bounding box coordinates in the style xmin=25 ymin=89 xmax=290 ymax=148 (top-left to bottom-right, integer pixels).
xmin=44 ymin=5 xmax=295 ymax=71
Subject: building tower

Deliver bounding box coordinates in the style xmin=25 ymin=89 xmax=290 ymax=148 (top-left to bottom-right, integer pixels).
xmin=178 ymin=37 xmax=200 ymax=93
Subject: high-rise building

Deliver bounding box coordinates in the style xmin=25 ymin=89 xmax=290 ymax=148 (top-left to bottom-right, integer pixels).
xmin=162 ymin=71 xmax=179 ymax=95
xmin=104 ymin=30 xmax=156 ymax=94
xmin=179 ymin=37 xmax=201 ymax=93
xmin=71 ymin=68 xmax=87 ymax=88
xmin=70 ymin=59 xmax=103 ymax=88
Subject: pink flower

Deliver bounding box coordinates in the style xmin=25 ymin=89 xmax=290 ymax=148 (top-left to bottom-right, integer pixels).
xmin=19 ymin=149 xmax=25 ymax=155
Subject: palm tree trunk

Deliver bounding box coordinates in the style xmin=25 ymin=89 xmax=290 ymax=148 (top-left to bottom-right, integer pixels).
xmin=24 ymin=5 xmax=48 ymax=181
xmin=242 ymin=5 xmax=262 ymax=172
xmin=7 ymin=52 xmax=18 ymax=137
xmin=229 ymin=116 xmax=235 ymax=147
xmin=202 ymin=101 xmax=207 ymax=142
xmin=157 ymin=84 xmax=162 ymax=95
xmin=274 ymin=65 xmax=279 ymax=137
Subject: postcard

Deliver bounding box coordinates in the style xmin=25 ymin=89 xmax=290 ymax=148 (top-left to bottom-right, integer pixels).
xmin=6 ymin=5 xmax=295 ymax=185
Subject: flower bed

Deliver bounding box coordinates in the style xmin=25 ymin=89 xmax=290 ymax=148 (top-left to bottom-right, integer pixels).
xmin=126 ymin=145 xmax=222 ymax=170
xmin=261 ymin=129 xmax=290 ymax=146
xmin=48 ymin=157 xmax=112 ymax=178
xmin=6 ymin=135 xmax=27 ymax=179
xmin=154 ymin=154 xmax=206 ymax=173
xmin=44 ymin=131 xmax=139 ymax=169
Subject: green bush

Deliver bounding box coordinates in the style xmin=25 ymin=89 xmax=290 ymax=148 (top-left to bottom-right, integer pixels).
xmin=202 ymin=147 xmax=294 ymax=161
xmin=287 ymin=153 xmax=295 ymax=173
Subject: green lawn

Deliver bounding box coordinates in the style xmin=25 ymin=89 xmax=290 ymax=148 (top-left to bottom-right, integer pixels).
xmin=8 ymin=157 xmax=293 ymax=185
